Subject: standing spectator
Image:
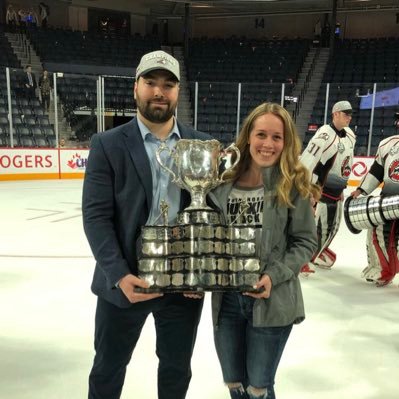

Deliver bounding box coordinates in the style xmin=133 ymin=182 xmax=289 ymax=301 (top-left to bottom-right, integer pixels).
xmin=18 ymin=9 xmax=28 ymax=33
xmin=351 ymin=132 xmax=399 ymax=286
xmin=39 ymin=70 xmax=52 ymax=112
xmin=6 ymin=4 xmax=18 ymax=32
xmin=300 ymin=101 xmax=356 ymax=274
xmin=120 ymin=18 xmax=128 ymax=36
xmin=209 ymin=102 xmax=317 ymax=399
xmin=82 ymin=50 xmax=210 ymax=399
xmin=26 ymin=8 xmax=39 ymax=28
xmin=39 ymin=2 xmax=49 ymax=28
xmin=321 ymin=21 xmax=331 ymax=47
xmin=314 ymin=19 xmax=321 ymax=46
xmin=23 ymin=65 xmax=37 ymax=101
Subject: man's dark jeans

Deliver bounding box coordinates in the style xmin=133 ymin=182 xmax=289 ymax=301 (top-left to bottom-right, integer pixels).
xmin=89 ymin=294 xmax=203 ymax=399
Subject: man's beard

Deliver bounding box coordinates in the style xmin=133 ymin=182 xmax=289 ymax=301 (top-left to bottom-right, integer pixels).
xmin=136 ymin=97 xmax=176 ymax=123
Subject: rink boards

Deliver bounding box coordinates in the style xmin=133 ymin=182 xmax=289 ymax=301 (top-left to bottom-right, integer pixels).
xmin=0 ymin=148 xmax=89 ymax=180
xmin=0 ymin=147 xmax=373 ymax=185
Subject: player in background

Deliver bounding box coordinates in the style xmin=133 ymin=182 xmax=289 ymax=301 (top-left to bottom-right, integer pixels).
xmin=351 ymin=115 xmax=399 ymax=286
xmin=300 ymin=101 xmax=356 ymax=274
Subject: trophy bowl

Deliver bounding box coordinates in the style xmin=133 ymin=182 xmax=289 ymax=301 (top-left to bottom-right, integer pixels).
xmin=156 ymin=139 xmax=240 ymax=211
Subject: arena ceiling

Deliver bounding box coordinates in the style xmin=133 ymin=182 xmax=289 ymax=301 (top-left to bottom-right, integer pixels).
xmin=141 ymin=0 xmax=399 ymax=18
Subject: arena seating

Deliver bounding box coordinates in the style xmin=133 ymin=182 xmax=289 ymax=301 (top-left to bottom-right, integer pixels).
xmin=188 ymin=37 xmax=304 ymax=145
xmin=1 ymin=25 xmax=399 ymax=151
xmin=0 ymin=26 xmax=21 ymax=68
xmin=57 ymin=75 xmax=135 ymax=112
xmin=0 ymin=25 xmax=150 ymax=148
xmin=26 ymin=28 xmax=160 ymax=67
xmin=0 ymin=24 xmax=55 ymax=148
xmin=22 ymin=28 xmax=153 ymax=144
xmin=323 ymin=38 xmax=399 ymax=84
xmin=0 ymin=66 xmax=54 ymax=148
xmin=188 ymin=37 xmax=309 ymax=82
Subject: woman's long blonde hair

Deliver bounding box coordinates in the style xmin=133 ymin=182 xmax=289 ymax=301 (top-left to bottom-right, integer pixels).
xmin=225 ymin=102 xmax=319 ymax=207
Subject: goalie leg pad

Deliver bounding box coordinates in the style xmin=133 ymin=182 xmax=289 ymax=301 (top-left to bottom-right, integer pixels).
xmin=313 ymin=247 xmax=337 ymax=269
xmin=314 ymin=199 xmax=342 ymax=266
xmin=300 ymin=263 xmax=316 ymax=276
xmin=363 ymin=223 xmax=398 ymax=285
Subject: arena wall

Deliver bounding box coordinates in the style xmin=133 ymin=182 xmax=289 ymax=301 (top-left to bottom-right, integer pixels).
xmin=190 ymin=11 xmax=398 ymax=40
xmin=7 ymin=1 xmax=399 ymax=41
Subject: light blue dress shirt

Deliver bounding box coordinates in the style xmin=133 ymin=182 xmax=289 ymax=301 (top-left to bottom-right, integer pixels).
xmin=137 ymin=117 xmax=181 ymax=225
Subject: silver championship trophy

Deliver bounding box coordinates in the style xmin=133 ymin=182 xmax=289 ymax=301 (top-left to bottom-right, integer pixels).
xmin=344 ymin=194 xmax=399 ymax=234
xmin=137 ymin=139 xmax=262 ymax=292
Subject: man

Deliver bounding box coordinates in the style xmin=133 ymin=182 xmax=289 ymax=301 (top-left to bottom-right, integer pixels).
xmin=82 ymin=50 xmax=210 ymax=399
xmin=351 ymin=129 xmax=399 ymax=286
xmin=23 ymin=65 xmax=36 ymax=100
xmin=300 ymin=100 xmax=356 ymax=273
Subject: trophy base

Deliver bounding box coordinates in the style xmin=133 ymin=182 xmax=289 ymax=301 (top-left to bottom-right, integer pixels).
xmin=136 ymin=256 xmax=262 ymax=293
xmin=134 ymin=285 xmax=264 ymax=293
xmin=177 ymin=209 xmax=222 ymax=225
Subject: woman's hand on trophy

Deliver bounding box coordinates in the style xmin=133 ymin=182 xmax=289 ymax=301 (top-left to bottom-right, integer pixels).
xmin=119 ymin=274 xmax=163 ymax=303
xmin=243 ymin=274 xmax=272 ymax=299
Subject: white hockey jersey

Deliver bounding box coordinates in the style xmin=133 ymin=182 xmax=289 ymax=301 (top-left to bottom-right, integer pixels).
xmin=300 ymin=123 xmax=356 ymax=198
xmin=358 ymin=135 xmax=399 ymax=196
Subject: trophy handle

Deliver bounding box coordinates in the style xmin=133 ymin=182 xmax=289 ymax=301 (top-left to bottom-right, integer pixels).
xmin=156 ymin=143 xmax=179 ymax=183
xmin=220 ymin=143 xmax=240 ymax=181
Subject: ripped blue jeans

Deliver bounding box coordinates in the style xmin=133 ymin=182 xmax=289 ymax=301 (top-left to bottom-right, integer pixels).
xmin=214 ymin=293 xmax=293 ymax=399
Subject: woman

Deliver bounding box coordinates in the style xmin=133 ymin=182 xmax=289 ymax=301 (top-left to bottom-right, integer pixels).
xmin=209 ymin=102 xmax=318 ymax=399
xmin=6 ymin=5 xmax=18 ymax=32
xmin=38 ymin=70 xmax=52 ymax=112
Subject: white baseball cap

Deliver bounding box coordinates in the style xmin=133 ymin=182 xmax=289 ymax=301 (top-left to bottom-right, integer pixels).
xmin=332 ymin=100 xmax=353 ymax=114
xmin=135 ymin=50 xmax=180 ymax=81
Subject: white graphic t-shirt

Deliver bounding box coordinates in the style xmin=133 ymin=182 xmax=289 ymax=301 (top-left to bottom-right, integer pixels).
xmin=227 ymin=185 xmax=264 ymax=226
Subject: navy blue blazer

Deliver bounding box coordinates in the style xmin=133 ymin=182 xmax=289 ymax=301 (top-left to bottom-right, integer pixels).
xmin=82 ymin=117 xmax=211 ymax=308
xmin=23 ymin=72 xmax=37 ymax=89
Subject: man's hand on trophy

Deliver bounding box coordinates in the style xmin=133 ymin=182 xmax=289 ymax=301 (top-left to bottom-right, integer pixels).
xmin=119 ymin=274 xmax=163 ymax=303
xmin=243 ymin=274 xmax=272 ymax=299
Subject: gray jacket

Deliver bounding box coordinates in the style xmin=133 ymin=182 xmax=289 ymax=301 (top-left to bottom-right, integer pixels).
xmin=209 ymin=166 xmax=317 ymax=328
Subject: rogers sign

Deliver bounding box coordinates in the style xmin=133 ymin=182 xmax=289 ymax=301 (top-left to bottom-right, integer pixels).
xmin=0 ymin=154 xmax=53 ymax=169
xmin=0 ymin=148 xmax=89 ymax=179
